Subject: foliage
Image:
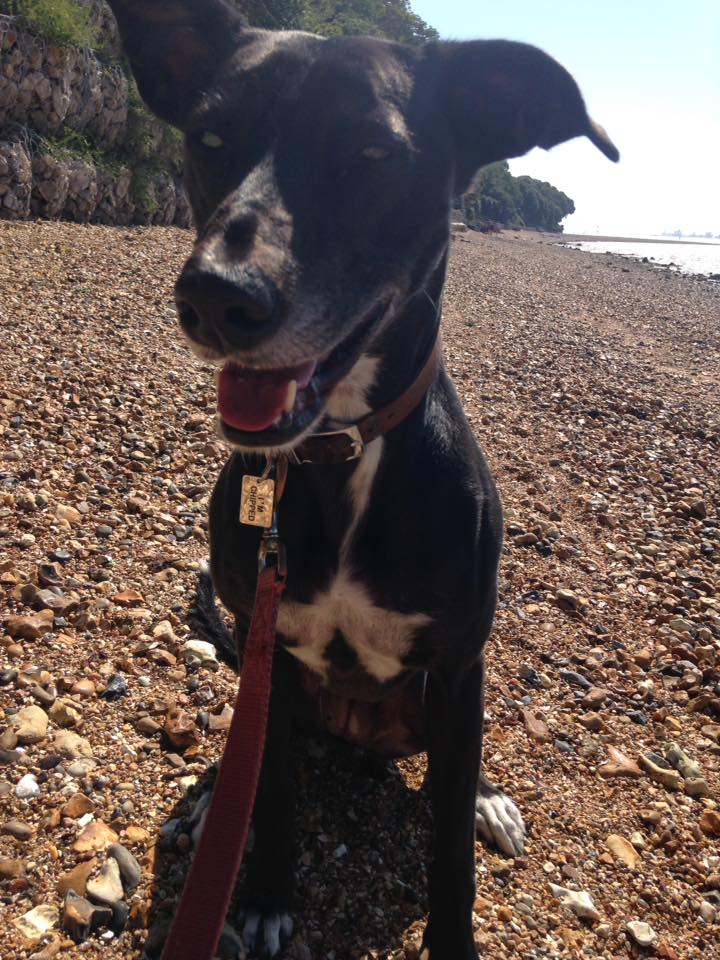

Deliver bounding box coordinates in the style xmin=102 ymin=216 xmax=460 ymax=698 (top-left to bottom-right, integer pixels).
xmin=4 ymin=0 xmax=96 ymax=48
xmin=465 ymin=162 xmax=575 ymax=233
xmin=299 ymin=0 xmax=438 ymax=44
xmin=124 ymin=79 xmax=183 ymax=174
xmin=36 ymin=129 xmax=121 ymax=173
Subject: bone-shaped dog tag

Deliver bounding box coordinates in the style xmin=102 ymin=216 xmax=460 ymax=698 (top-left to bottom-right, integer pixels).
xmin=239 ymin=475 xmax=275 ymax=528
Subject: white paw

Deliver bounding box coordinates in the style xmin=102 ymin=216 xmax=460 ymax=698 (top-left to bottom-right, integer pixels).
xmin=241 ymin=911 xmax=293 ymax=956
xmin=188 ymin=789 xmax=211 ymax=848
xmin=475 ymin=791 xmax=526 ymax=857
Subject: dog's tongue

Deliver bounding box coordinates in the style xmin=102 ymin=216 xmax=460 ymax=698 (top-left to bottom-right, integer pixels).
xmin=218 ymin=361 xmax=316 ymax=432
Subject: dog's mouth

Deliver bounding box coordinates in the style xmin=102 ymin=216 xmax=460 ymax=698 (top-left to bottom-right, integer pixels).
xmin=216 ymin=308 xmax=382 ymax=447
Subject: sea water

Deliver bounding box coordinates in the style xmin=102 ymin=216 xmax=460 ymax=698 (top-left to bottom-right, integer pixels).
xmin=564 ymin=237 xmax=720 ymax=278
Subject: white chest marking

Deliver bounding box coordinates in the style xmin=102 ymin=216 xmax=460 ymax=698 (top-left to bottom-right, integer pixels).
xmin=278 ymin=354 xmax=432 ymax=682
xmin=278 ymin=567 xmax=431 ymax=682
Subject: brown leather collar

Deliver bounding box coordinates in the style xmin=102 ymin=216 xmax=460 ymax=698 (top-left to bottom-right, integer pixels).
xmin=291 ymin=335 xmax=441 ymax=465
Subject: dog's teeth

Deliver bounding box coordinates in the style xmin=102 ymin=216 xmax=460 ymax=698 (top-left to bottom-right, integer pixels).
xmin=284 ymin=379 xmax=298 ymax=412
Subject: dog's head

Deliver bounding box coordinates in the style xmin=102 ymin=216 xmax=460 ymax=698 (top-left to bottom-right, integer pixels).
xmin=109 ymin=0 xmax=617 ymax=450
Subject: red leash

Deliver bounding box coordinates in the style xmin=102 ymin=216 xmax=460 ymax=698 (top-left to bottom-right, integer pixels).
xmin=160 ymin=534 xmax=285 ymax=960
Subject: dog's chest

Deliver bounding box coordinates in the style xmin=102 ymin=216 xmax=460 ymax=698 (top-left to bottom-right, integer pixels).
xmin=277 ymin=570 xmax=431 ymax=682
xmin=276 ymin=436 xmax=431 ymax=684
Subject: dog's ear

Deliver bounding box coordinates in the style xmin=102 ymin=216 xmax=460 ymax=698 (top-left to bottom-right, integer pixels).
xmin=432 ymin=40 xmax=619 ymax=192
xmin=106 ymin=0 xmax=245 ymax=127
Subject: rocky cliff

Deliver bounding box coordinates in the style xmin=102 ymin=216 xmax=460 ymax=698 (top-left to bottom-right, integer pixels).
xmin=0 ymin=1 xmax=191 ymax=226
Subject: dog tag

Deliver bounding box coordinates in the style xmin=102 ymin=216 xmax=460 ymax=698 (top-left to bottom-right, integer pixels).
xmin=239 ymin=475 xmax=275 ymax=528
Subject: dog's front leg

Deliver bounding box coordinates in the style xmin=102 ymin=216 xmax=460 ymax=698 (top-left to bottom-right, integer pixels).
xmin=238 ymin=645 xmax=297 ymax=957
xmin=422 ymin=660 xmax=483 ymax=960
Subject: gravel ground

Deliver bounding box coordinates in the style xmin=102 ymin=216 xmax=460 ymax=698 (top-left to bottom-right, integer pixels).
xmin=1 ymin=220 xmax=719 ymax=960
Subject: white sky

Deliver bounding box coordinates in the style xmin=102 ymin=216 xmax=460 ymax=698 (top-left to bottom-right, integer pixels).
xmin=411 ymin=0 xmax=720 ymax=236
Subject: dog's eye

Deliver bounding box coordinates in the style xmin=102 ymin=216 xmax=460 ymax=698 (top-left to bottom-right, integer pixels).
xmin=200 ymin=131 xmax=225 ymax=149
xmin=361 ymin=145 xmax=391 ymax=160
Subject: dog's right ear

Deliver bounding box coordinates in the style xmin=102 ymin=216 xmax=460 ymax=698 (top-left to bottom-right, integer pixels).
xmin=106 ymin=0 xmax=245 ymax=127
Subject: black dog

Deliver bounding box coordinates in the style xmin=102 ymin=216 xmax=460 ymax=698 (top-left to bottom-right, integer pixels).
xmin=108 ymin=2 xmax=617 ymax=956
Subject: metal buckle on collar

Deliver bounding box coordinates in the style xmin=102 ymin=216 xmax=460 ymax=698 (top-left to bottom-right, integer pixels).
xmin=294 ymin=425 xmax=365 ymax=464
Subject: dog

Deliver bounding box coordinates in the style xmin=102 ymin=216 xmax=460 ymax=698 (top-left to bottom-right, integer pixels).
xmin=108 ymin=2 xmax=618 ymax=956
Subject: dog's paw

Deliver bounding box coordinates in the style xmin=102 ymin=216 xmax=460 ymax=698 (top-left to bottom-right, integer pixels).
xmin=475 ymin=790 xmax=526 ymax=857
xmin=240 ymin=910 xmax=293 ymax=957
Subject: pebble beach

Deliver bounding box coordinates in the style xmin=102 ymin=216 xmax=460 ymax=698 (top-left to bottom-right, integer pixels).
xmin=1 ymin=220 xmax=719 ymax=959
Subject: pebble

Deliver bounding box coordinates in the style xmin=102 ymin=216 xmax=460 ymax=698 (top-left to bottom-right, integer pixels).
xmin=15 ymin=772 xmax=40 ymax=798
xmin=699 ymin=900 xmax=717 ymax=923
xmin=5 ymin=609 xmax=54 ymax=640
xmin=598 ymin=746 xmax=642 ymax=779
xmin=61 ymin=793 xmax=95 ymax=818
xmin=664 ymin=742 xmax=702 ymax=780
xmin=13 ymin=903 xmax=59 ymax=940
xmin=2 ymin=818 xmax=35 ymax=840
xmin=86 ymin=857 xmax=124 ymax=905
xmin=47 ymin=698 xmax=82 ymax=728
xmin=607 ymin=834 xmax=640 ymax=869
xmin=547 ymin=883 xmax=601 ymax=921
xmin=58 ymin=858 xmax=97 ymax=897
xmin=581 ymin=687 xmax=610 ymax=710
xmin=639 ymin=753 xmax=682 ymax=790
xmin=520 ymin=707 xmax=551 ymax=743
xmin=72 ymin=820 xmax=119 ymax=854
xmin=53 ymin=730 xmax=94 ymax=760
xmin=184 ymin=638 xmax=218 ymax=664
xmin=9 ymin=704 xmax=49 ymax=744
xmin=699 ymin=810 xmax=720 ymax=837
xmin=62 ymin=890 xmax=113 ymax=943
xmin=107 ymin=843 xmax=142 ymax=892
xmin=0 ymin=857 xmax=26 ymax=879
xmin=626 ymin=919 xmax=657 ymax=947
xmin=101 ymin=674 xmax=129 ymax=700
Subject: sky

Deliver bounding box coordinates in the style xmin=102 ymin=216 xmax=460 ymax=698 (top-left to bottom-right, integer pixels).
xmin=411 ymin=0 xmax=720 ymax=236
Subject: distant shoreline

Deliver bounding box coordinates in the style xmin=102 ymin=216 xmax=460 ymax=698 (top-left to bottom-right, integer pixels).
xmin=555 ymin=233 xmax=720 ymax=247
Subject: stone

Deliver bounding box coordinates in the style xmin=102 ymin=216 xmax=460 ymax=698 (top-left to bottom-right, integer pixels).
xmin=101 ymin=674 xmax=129 ymax=700
xmin=2 ymin=819 xmax=35 ymax=840
xmin=72 ymin=821 xmax=119 ymax=855
xmin=578 ymin=712 xmax=604 ymax=732
xmin=57 ymin=858 xmax=97 ymax=897
xmin=70 ymin=678 xmax=96 ymax=698
xmin=136 ymin=715 xmax=161 ymax=736
xmin=10 ymin=704 xmax=49 ymax=744
xmin=639 ymin=754 xmax=682 ymax=790
xmin=47 ymin=698 xmax=82 ymax=728
xmin=108 ymin=843 xmax=141 ymax=892
xmin=112 ymin=588 xmax=145 ymax=606
xmin=53 ymin=730 xmax=94 ymax=759
xmin=164 ymin=705 xmax=199 ymax=750
xmin=86 ymin=856 xmax=124 ymax=905
xmin=208 ymin=704 xmax=234 ymax=732
xmin=183 ymin=638 xmax=218 ymax=664
xmin=56 ymin=504 xmax=81 ymax=524
xmin=548 ymin=883 xmax=601 ymax=921
xmin=0 ymin=857 xmax=26 ymax=879
xmin=5 ymin=609 xmax=54 ymax=640
xmin=582 ymin=687 xmax=610 ymax=710
xmin=15 ymin=772 xmax=40 ymax=798
xmin=664 ymin=742 xmax=702 ymax=780
xmin=699 ymin=809 xmax=720 ymax=837
xmin=520 ymin=707 xmax=551 ymax=743
xmin=598 ymin=746 xmax=642 ymax=779
xmin=626 ymin=920 xmax=657 ymax=947
xmin=684 ymin=777 xmax=711 ymax=798
xmin=152 ymin=619 xmax=177 ymax=643
xmin=61 ymin=793 xmax=95 ymax=819
xmin=607 ymin=834 xmax=640 ymax=869
xmin=13 ymin=903 xmax=59 ymax=940
xmin=62 ymin=890 xmax=113 ymax=943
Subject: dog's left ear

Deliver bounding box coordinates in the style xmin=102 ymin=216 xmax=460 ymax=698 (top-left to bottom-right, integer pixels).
xmin=106 ymin=0 xmax=245 ymax=127
xmin=432 ymin=40 xmax=619 ymax=192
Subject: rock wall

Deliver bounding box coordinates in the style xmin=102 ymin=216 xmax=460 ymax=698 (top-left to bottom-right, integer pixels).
xmin=0 ymin=7 xmax=191 ymax=227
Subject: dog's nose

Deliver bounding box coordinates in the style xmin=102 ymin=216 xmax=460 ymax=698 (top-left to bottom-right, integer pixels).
xmin=175 ymin=259 xmax=280 ymax=351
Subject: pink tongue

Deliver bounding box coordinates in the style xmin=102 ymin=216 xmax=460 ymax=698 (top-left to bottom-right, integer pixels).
xmin=218 ymin=361 xmax=316 ymax=432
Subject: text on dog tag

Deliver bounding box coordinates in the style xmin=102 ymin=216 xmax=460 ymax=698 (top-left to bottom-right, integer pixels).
xmin=239 ymin=475 xmax=275 ymax=528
